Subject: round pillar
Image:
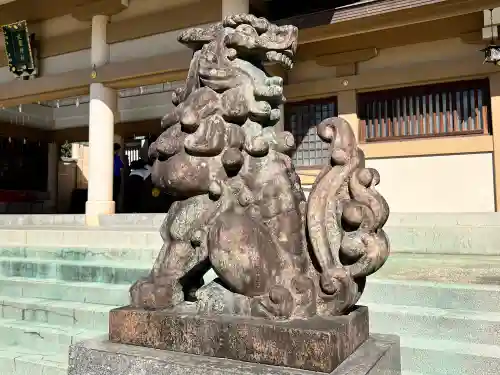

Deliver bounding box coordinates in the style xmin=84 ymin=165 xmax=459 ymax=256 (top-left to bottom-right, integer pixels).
xmin=86 ymin=14 xmax=117 ymax=222
xmin=85 ymin=83 xmax=117 ymax=218
xmin=91 ymin=15 xmax=109 ymax=67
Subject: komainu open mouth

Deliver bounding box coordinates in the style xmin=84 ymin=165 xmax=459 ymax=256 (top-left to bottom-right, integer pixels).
xmin=265 ymin=50 xmax=293 ymax=70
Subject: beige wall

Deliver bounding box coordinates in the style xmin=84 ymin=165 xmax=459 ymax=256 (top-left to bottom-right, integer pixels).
xmin=367 ymin=153 xmax=495 ymax=213
xmin=292 ymin=37 xmax=497 ymax=213
xmin=301 ymin=152 xmax=495 ymax=213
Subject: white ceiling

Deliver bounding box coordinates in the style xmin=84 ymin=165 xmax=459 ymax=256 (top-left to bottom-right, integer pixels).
xmin=0 ymin=81 xmax=183 ymax=129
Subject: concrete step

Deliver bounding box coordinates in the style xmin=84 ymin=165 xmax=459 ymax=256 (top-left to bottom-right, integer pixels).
xmin=0 ymin=345 xmax=67 ymax=375
xmin=400 ymin=336 xmax=500 ymax=375
xmin=374 ymin=253 xmax=500 ymax=285
xmin=0 ymin=295 xmax=117 ymax=331
xmin=0 ymin=211 xmax=498 ymax=228
xmin=0 ymin=318 xmax=103 ymax=355
xmin=385 ymin=213 xmax=500 ymax=227
xmin=0 ymin=213 xmax=164 ymax=229
xmin=0 ymin=227 xmax=162 ymax=250
xmin=2 ymin=213 xmax=500 ymax=255
xmin=0 ymin=276 xmax=130 ymax=306
xmin=0 ymin=225 xmax=497 ymax=256
xmin=0 ymin=245 xmax=159 ymax=264
xmin=361 ymin=278 xmax=500 ymax=312
xmin=0 ymin=257 xmax=150 ymax=284
xmin=368 ymin=303 xmax=500 ymax=345
xmin=387 ymin=225 xmax=500 ymax=255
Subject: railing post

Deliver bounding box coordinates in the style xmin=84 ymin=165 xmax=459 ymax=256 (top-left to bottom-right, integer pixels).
xmin=337 ymin=90 xmax=359 ymax=141
xmin=489 ymin=73 xmax=500 ymax=211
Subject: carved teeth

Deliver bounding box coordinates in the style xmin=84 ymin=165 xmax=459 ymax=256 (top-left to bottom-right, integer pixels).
xmin=266 ymin=51 xmax=293 ymax=70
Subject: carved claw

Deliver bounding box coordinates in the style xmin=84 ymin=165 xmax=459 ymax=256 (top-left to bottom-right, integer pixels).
xmin=130 ymin=277 xmax=183 ymax=309
xmin=317 ymin=267 xmax=362 ymax=316
xmin=250 ymin=285 xmax=294 ymax=319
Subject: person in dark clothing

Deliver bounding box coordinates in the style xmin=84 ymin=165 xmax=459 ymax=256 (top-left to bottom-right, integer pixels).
xmin=113 ymin=143 xmax=124 ymax=207
xmin=123 ymin=159 xmax=151 ymax=213
xmin=140 ymin=159 xmax=175 ymax=213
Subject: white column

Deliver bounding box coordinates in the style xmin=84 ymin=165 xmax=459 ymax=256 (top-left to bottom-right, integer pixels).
xmin=46 ymin=142 xmax=59 ymax=213
xmin=221 ymin=0 xmax=249 ymax=17
xmin=91 ymin=15 xmax=109 ymax=67
xmin=85 ymin=14 xmax=116 ymax=221
xmin=86 ymin=83 xmax=117 ymax=217
xmin=71 ymin=143 xmax=80 ymax=159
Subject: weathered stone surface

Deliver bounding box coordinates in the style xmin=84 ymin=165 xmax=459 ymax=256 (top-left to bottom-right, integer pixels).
xmin=129 ymin=13 xmax=391 ymax=320
xmin=109 ymin=305 xmax=369 ymax=373
xmin=68 ymin=334 xmax=400 ymax=375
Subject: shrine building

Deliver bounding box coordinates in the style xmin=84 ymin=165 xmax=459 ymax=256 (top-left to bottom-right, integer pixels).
xmin=0 ymin=0 xmax=499 ymax=221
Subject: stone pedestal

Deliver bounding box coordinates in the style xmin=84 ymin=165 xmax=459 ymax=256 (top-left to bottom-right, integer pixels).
xmin=68 ymin=334 xmax=401 ymax=375
xmin=108 ymin=306 xmax=369 ymax=373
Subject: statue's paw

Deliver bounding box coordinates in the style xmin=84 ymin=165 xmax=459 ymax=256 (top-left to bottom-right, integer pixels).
xmin=319 ymin=267 xmax=350 ymax=296
xmin=250 ymin=285 xmax=294 ymax=319
xmin=130 ymin=277 xmax=183 ymax=309
xmin=130 ymin=278 xmax=156 ymax=308
xmin=316 ymin=267 xmax=361 ymax=316
xmin=290 ymin=275 xmax=317 ymax=318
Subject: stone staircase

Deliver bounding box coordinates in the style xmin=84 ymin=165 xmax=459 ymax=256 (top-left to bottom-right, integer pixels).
xmin=0 ymin=213 xmax=498 ymax=374
xmin=0 ymin=216 xmax=160 ymax=375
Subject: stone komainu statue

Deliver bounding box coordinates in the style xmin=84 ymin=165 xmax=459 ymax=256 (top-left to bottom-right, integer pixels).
xmin=130 ymin=14 xmax=390 ymax=320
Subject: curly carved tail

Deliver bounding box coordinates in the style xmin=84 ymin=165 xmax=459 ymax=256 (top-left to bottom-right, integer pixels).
xmin=306 ymin=117 xmax=390 ymax=316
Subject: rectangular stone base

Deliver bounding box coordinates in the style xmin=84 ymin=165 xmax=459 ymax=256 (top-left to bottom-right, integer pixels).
xmin=109 ymin=305 xmax=369 ymax=373
xmin=68 ymin=334 xmax=401 ymax=375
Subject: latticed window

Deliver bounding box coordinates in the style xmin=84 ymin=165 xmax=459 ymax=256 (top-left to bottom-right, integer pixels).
xmin=285 ymin=97 xmax=338 ymax=167
xmin=358 ymin=79 xmax=491 ymax=142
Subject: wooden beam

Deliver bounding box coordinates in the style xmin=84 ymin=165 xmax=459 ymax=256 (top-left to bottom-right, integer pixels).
xmin=284 ymin=58 xmax=498 ymax=102
xmin=361 ymin=135 xmax=493 ymax=159
xmin=0 ymin=0 xmax=222 ymax=68
xmin=0 ymin=50 xmax=190 ymax=107
xmin=0 ymin=121 xmax=50 ymax=141
xmin=97 ymin=50 xmax=191 ymax=88
xmin=297 ymin=13 xmax=482 ymax=61
xmin=315 ymin=48 xmax=377 ymax=67
xmin=72 ymin=0 xmax=128 ymax=21
xmin=0 ymin=0 xmax=95 ymax=25
xmin=50 ymin=118 xmax=163 ymax=143
xmin=299 ymin=0 xmax=500 ymax=45
xmin=460 ymin=31 xmax=486 ymax=45
xmin=0 ymin=69 xmax=92 ymax=108
xmin=51 ymin=126 xmax=89 ymax=144
xmin=336 ymin=64 xmax=356 ymax=77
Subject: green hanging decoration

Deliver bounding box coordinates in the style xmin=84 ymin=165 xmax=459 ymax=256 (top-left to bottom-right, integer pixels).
xmin=2 ymin=20 xmax=36 ymax=78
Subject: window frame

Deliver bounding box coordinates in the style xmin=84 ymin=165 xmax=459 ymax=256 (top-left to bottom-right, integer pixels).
xmin=357 ymin=79 xmax=491 ymax=143
xmin=284 ymin=96 xmax=338 ymax=169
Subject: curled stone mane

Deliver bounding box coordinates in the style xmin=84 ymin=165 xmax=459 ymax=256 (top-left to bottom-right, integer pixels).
xmin=129 ymin=14 xmax=390 ymax=321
